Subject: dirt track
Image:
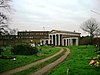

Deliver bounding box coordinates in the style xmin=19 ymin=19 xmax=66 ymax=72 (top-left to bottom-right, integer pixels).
xmin=28 ymin=48 xmax=70 ymax=75
xmin=0 ymin=48 xmax=64 ymax=75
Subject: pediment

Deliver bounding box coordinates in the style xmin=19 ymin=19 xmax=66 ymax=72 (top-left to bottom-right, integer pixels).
xmin=50 ymin=30 xmax=58 ymax=33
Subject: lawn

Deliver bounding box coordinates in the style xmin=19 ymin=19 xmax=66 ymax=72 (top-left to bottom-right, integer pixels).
xmin=14 ymin=48 xmax=66 ymax=75
xmin=0 ymin=46 xmax=60 ymax=73
xmin=48 ymin=45 xmax=100 ymax=75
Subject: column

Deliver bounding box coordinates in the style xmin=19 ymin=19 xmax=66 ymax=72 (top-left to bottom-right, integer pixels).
xmin=76 ymin=39 xmax=78 ymax=46
xmin=70 ymin=38 xmax=73 ymax=46
xmin=51 ymin=35 xmax=53 ymax=44
xmin=48 ymin=35 xmax=50 ymax=44
xmin=58 ymin=34 xmax=60 ymax=46
xmin=52 ymin=34 xmax=55 ymax=46
xmin=62 ymin=39 xmax=64 ymax=46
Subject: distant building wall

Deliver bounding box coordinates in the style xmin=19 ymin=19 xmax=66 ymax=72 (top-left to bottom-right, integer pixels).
xmin=0 ymin=31 xmax=50 ymax=46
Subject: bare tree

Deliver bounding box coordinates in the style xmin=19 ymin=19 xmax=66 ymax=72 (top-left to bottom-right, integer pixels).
xmin=0 ymin=0 xmax=12 ymax=35
xmin=81 ymin=18 xmax=99 ymax=44
xmin=81 ymin=18 xmax=99 ymax=37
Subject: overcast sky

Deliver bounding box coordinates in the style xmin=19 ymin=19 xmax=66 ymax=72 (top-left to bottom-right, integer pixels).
xmin=10 ymin=0 xmax=100 ymax=36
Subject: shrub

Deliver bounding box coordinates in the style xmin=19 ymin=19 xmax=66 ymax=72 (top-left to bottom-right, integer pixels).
xmin=12 ymin=44 xmax=38 ymax=55
xmin=1 ymin=46 xmax=14 ymax=56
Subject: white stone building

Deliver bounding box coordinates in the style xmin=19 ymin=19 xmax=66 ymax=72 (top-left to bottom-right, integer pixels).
xmin=40 ymin=30 xmax=81 ymax=46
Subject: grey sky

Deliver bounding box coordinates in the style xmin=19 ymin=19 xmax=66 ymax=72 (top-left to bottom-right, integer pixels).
xmin=10 ymin=0 xmax=100 ymax=36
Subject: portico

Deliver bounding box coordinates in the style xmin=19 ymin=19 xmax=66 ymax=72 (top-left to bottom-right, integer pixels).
xmin=62 ymin=37 xmax=78 ymax=46
xmin=49 ymin=34 xmax=62 ymax=46
xmin=40 ymin=30 xmax=80 ymax=46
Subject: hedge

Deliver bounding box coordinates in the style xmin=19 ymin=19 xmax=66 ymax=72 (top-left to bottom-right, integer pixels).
xmin=12 ymin=44 xmax=38 ymax=55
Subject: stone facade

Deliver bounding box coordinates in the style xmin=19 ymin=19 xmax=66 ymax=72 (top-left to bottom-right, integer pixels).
xmin=40 ymin=30 xmax=80 ymax=46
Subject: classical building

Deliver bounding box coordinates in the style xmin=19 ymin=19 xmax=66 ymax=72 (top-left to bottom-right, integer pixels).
xmin=40 ymin=30 xmax=81 ymax=46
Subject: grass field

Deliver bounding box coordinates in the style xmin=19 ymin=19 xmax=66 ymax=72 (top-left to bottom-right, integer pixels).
xmin=48 ymin=45 xmax=100 ymax=75
xmin=14 ymin=48 xmax=66 ymax=75
xmin=0 ymin=46 xmax=60 ymax=72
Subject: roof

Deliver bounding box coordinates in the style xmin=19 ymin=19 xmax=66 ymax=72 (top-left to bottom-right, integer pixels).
xmin=17 ymin=30 xmax=81 ymax=35
xmin=18 ymin=31 xmax=50 ymax=33
xmin=51 ymin=30 xmax=81 ymax=34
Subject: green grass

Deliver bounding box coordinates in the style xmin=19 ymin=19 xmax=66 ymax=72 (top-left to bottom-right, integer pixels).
xmin=14 ymin=48 xmax=66 ymax=75
xmin=0 ymin=46 xmax=60 ymax=73
xmin=47 ymin=45 xmax=100 ymax=75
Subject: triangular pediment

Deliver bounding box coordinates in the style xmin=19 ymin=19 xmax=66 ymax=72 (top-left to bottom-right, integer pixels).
xmin=50 ymin=30 xmax=58 ymax=33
